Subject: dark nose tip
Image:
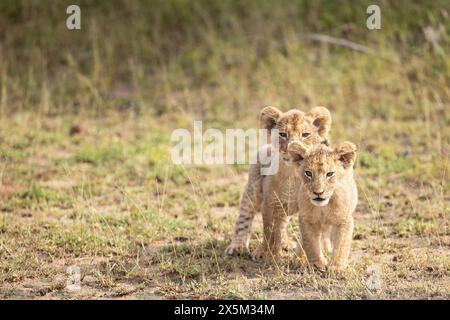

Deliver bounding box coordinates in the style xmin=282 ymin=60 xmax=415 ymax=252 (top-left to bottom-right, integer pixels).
xmin=314 ymin=191 xmax=324 ymax=196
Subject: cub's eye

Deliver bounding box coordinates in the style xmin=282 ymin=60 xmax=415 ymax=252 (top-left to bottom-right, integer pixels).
xmin=305 ymin=170 xmax=313 ymax=178
xmin=301 ymin=132 xmax=310 ymax=138
xmin=279 ymin=132 xmax=288 ymax=139
xmin=326 ymin=172 xmax=335 ymax=178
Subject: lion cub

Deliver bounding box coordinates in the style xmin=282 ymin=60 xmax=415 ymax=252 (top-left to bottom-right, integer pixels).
xmin=287 ymin=140 xmax=357 ymax=272
xmin=225 ymin=106 xmax=332 ymax=259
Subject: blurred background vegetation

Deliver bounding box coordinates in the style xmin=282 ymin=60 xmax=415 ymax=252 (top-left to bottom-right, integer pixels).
xmin=0 ymin=0 xmax=448 ymax=122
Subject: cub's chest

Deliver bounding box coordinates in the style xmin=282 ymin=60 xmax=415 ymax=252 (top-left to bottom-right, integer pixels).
xmin=303 ymin=201 xmax=348 ymax=225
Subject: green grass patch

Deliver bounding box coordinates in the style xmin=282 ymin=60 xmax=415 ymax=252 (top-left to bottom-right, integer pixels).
xmin=394 ymin=218 xmax=440 ymax=237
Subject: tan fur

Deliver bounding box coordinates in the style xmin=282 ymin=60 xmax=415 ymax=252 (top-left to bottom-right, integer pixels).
xmin=288 ymin=141 xmax=358 ymax=273
xmin=225 ymin=106 xmax=332 ymax=258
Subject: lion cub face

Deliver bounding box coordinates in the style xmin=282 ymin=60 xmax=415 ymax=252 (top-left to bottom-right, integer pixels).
xmin=288 ymin=141 xmax=357 ymax=206
xmin=260 ymin=106 xmax=331 ymax=162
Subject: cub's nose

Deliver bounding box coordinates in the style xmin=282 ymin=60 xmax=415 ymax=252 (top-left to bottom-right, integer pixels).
xmin=313 ymin=191 xmax=324 ymax=197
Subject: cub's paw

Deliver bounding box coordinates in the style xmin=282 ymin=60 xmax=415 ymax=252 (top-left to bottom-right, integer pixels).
xmin=309 ymin=258 xmax=328 ymax=273
xmin=329 ymin=265 xmax=347 ymax=279
xmin=224 ymin=241 xmax=249 ymax=256
xmin=252 ymin=245 xmax=282 ymax=261
xmin=251 ymin=245 xmax=266 ymax=260
xmin=281 ymin=238 xmax=298 ymax=251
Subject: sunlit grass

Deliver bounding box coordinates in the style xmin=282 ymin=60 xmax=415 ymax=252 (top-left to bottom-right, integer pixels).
xmin=0 ymin=0 xmax=448 ymax=299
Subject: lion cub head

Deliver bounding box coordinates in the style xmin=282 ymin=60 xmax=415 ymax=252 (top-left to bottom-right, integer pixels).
xmin=288 ymin=141 xmax=357 ymax=206
xmin=260 ymin=106 xmax=331 ymax=162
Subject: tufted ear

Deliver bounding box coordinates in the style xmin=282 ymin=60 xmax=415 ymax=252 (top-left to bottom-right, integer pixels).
xmin=306 ymin=107 xmax=331 ymax=138
xmin=287 ymin=141 xmax=310 ymax=163
xmin=260 ymin=106 xmax=283 ymax=130
xmin=334 ymin=141 xmax=357 ymax=169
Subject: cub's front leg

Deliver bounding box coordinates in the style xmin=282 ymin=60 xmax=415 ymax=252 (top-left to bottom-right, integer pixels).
xmin=281 ymin=216 xmax=297 ymax=251
xmin=225 ymin=164 xmax=262 ymax=256
xmin=330 ymin=218 xmax=354 ymax=273
xmin=299 ymin=219 xmax=327 ymax=270
xmin=321 ymin=226 xmax=332 ymax=254
xmin=252 ymin=200 xmax=284 ymax=260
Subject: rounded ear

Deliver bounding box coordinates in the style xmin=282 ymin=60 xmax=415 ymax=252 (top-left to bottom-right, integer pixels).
xmin=260 ymin=106 xmax=282 ymax=130
xmin=287 ymin=141 xmax=310 ymax=163
xmin=306 ymin=107 xmax=331 ymax=138
xmin=334 ymin=141 xmax=357 ymax=169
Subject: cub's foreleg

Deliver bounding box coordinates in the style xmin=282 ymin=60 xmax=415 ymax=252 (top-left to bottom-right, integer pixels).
xmin=299 ymin=219 xmax=327 ymax=270
xmin=330 ymin=218 xmax=354 ymax=273
xmin=252 ymin=199 xmax=284 ymax=260
xmin=281 ymin=216 xmax=297 ymax=250
xmin=225 ymin=164 xmax=262 ymax=256
xmin=321 ymin=226 xmax=332 ymax=254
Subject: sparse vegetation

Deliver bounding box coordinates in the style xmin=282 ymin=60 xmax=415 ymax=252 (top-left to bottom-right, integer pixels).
xmin=0 ymin=1 xmax=449 ymax=299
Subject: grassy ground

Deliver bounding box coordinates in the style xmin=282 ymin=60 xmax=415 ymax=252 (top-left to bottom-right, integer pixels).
xmin=0 ymin=1 xmax=449 ymax=299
